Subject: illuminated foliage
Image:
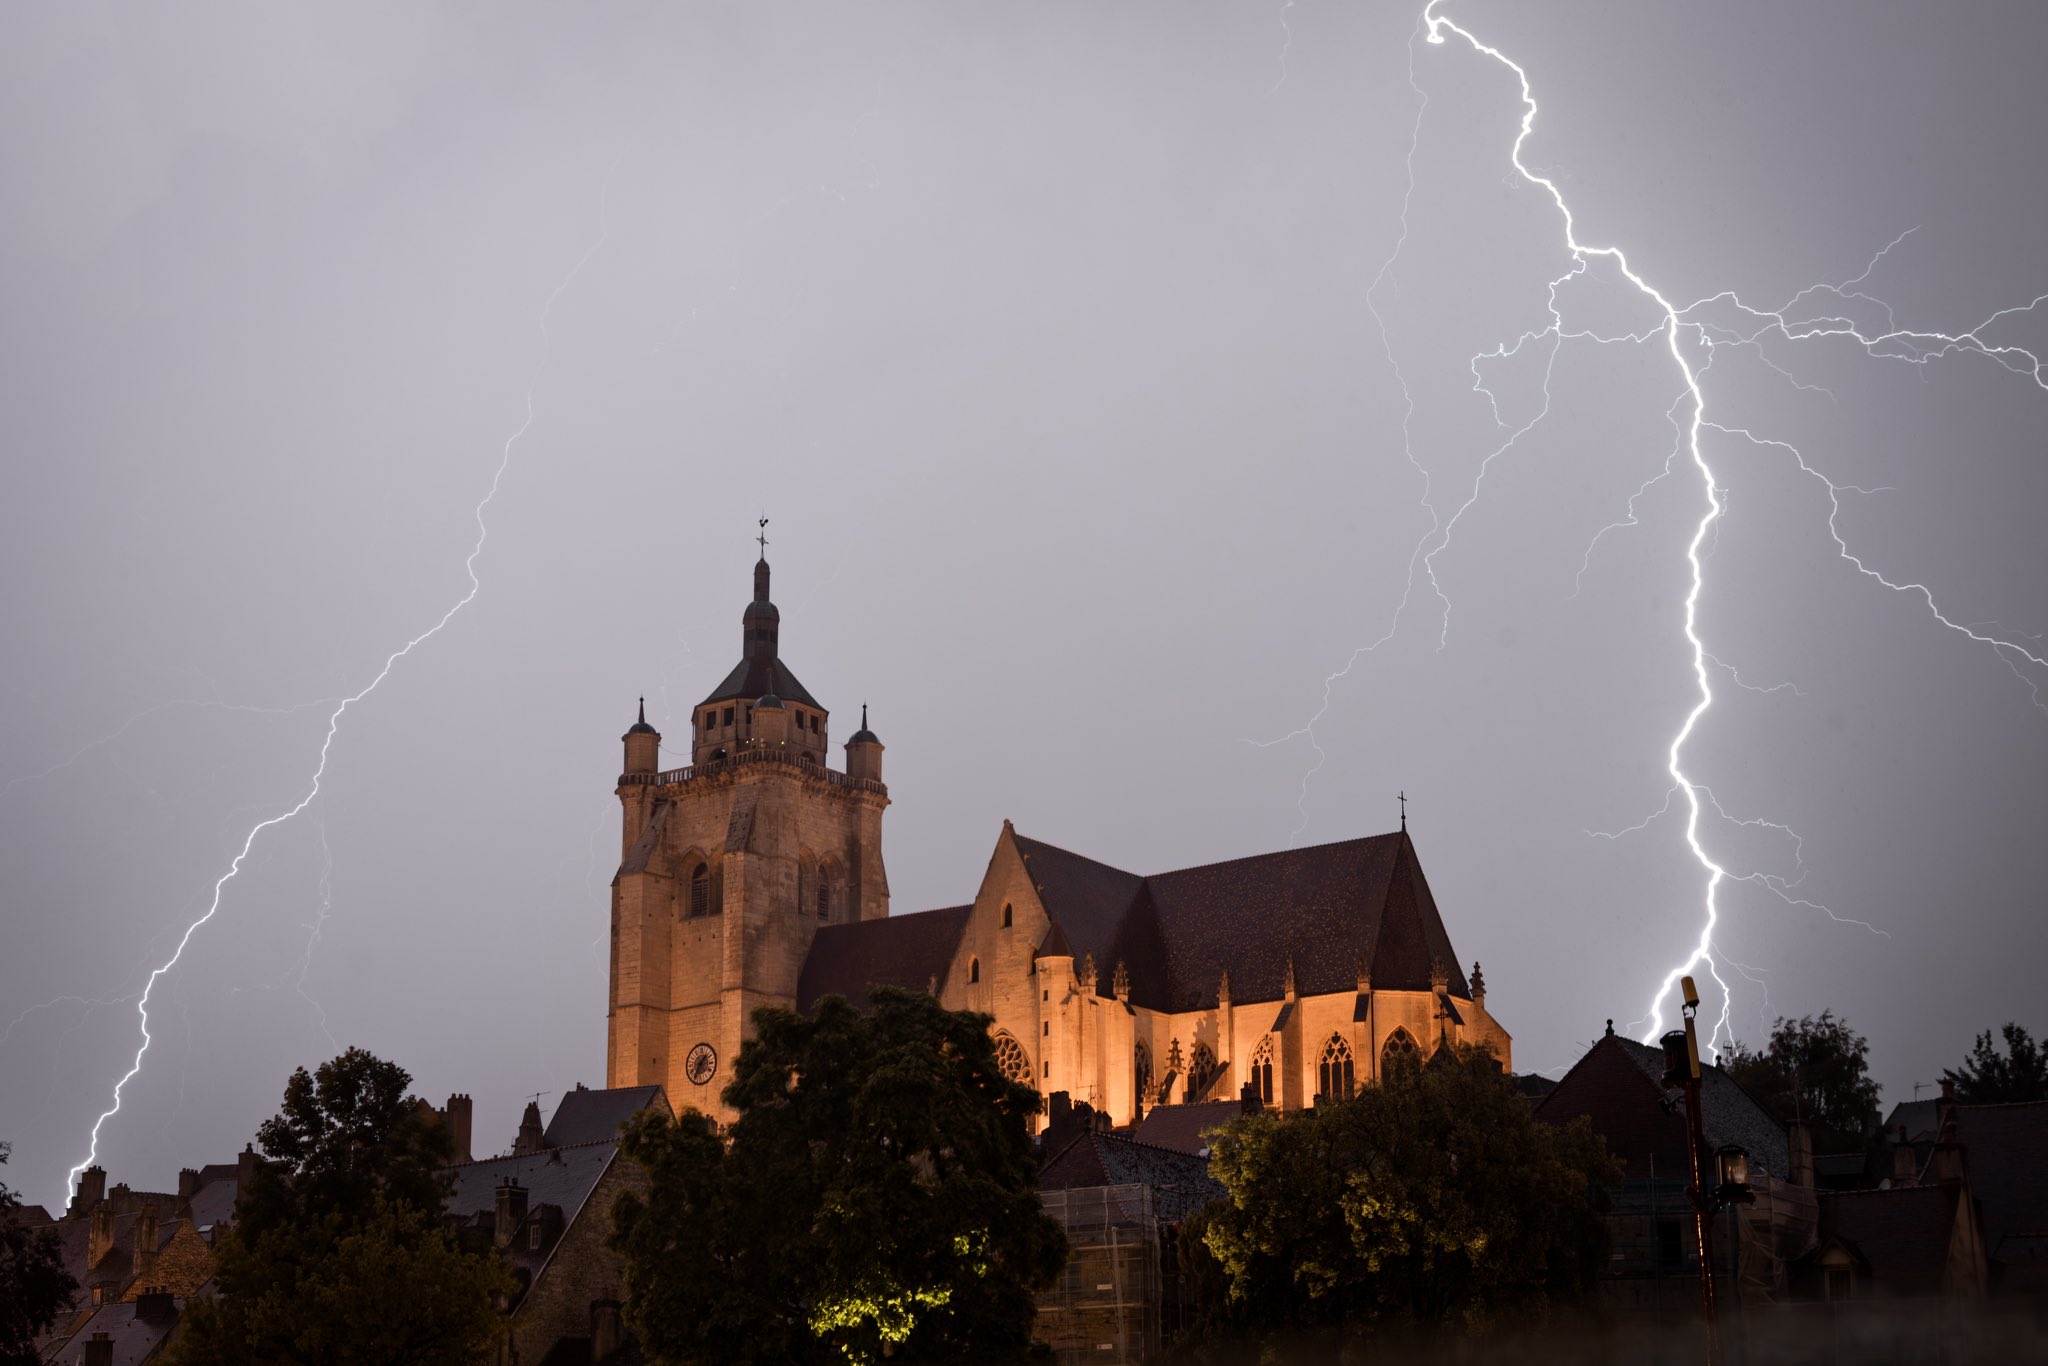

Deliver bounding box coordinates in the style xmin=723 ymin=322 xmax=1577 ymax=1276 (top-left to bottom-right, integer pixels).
xmin=612 ymin=989 xmax=1065 ymax=1365
xmin=1196 ymin=1047 xmax=1616 ymax=1338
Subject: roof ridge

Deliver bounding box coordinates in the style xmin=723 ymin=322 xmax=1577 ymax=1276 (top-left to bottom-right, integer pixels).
xmin=1137 ymin=831 xmax=1404 ymax=883
xmin=1010 ymin=833 xmax=1142 ymax=881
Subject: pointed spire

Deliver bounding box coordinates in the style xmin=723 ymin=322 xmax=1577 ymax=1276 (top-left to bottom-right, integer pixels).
xmin=627 ymin=696 xmax=657 ymax=737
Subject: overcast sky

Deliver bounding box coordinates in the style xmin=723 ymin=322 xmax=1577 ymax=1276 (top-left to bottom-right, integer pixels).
xmin=4 ymin=1 xmax=2046 ymax=1206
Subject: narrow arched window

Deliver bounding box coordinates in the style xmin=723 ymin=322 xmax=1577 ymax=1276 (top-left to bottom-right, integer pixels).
xmin=969 ymin=957 xmax=981 ymax=984
xmin=689 ymin=864 xmax=710 ymax=919
xmin=1318 ymin=1034 xmax=1355 ymax=1100
xmin=1001 ymin=903 xmax=1013 ymax=928
xmin=1250 ymin=1037 xmax=1275 ymax=1105
xmin=1134 ymin=1042 xmax=1153 ymax=1104
xmin=817 ymin=880 xmax=830 ymax=922
xmin=1189 ymin=1043 xmax=1219 ymax=1101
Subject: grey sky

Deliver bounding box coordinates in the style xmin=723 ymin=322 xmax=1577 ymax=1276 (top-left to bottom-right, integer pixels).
xmin=4 ymin=1 xmax=2045 ymax=1206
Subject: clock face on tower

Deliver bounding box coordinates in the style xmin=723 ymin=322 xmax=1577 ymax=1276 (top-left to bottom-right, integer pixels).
xmin=685 ymin=1043 xmax=718 ymax=1086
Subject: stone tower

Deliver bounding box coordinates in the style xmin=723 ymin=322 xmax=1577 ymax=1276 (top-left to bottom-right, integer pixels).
xmin=607 ymin=554 xmax=889 ymax=1120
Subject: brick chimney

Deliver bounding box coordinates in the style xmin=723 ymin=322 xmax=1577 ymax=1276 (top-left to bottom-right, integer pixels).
xmin=445 ymin=1094 xmax=473 ymax=1165
xmin=237 ymin=1143 xmax=261 ymax=1189
xmin=87 ymin=1203 xmax=116 ymax=1272
xmin=494 ymin=1178 xmax=528 ymax=1248
xmin=134 ymin=1207 xmax=160 ymax=1280
xmin=177 ymin=1168 xmax=201 ymax=1204
xmin=82 ymin=1331 xmax=114 ymax=1366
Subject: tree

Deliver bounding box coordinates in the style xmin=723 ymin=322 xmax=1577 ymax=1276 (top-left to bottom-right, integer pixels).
xmin=164 ymin=1048 xmax=508 ymax=1366
xmin=1 ymin=1142 xmax=77 ymax=1366
xmin=1723 ymin=1010 xmax=1881 ymax=1150
xmin=611 ymin=989 xmax=1067 ymax=1366
xmin=1197 ymin=1047 xmax=1617 ymax=1341
xmin=1944 ymin=1023 xmax=2048 ymax=1104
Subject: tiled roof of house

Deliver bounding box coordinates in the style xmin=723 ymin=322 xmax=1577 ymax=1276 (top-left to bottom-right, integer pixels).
xmin=1132 ymin=1100 xmax=1245 ymax=1156
xmin=1952 ymin=1100 xmax=2048 ymax=1263
xmin=44 ymin=1299 xmax=181 ymax=1365
xmin=1039 ymin=1133 xmax=1223 ymax=1223
xmin=445 ymin=1143 xmax=619 ymax=1223
xmin=1009 ymin=829 xmax=1470 ymax=1014
xmin=186 ymin=1177 xmax=238 ymax=1230
xmin=1820 ymin=1184 xmax=1963 ymax=1292
xmin=795 ymin=906 xmax=972 ymax=1011
xmin=541 ymin=1086 xmax=670 ymax=1149
xmin=1533 ymin=1033 xmax=1789 ymax=1181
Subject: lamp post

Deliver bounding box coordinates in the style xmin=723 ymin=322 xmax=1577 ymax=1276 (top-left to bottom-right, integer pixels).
xmin=1659 ymin=976 xmax=1756 ymax=1366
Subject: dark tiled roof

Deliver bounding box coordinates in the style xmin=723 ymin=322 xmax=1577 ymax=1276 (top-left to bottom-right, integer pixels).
xmin=1012 ymin=829 xmax=1470 ymax=1013
xmin=1133 ymin=1100 xmax=1244 ymax=1156
xmin=445 ymin=1143 xmax=618 ymax=1223
xmin=1882 ymin=1098 xmax=1941 ymax=1144
xmin=1534 ymin=1034 xmax=1789 ymax=1181
xmin=542 ymin=1086 xmax=670 ymax=1149
xmin=46 ymin=1299 xmax=179 ymax=1365
xmin=186 ymin=1178 xmax=238 ymax=1230
xmin=795 ymin=907 xmax=972 ymax=1011
xmin=1035 ymin=923 xmax=1072 ymax=960
xmin=1820 ymin=1185 xmax=1963 ymax=1291
xmin=699 ymin=657 xmax=821 ymax=710
xmin=1953 ymin=1101 xmax=2048 ymax=1263
xmin=1039 ymin=1133 xmax=1223 ymax=1223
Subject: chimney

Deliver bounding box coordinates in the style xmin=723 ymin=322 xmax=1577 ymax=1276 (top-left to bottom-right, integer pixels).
xmin=495 ymin=1178 xmax=528 ymax=1248
xmin=513 ymin=1101 xmax=546 ymax=1156
xmin=70 ymin=1165 xmax=107 ymax=1219
xmin=1891 ymin=1136 xmax=1919 ymax=1187
xmin=237 ymin=1143 xmax=260 ymax=1190
xmin=134 ymin=1207 xmax=160 ymax=1280
xmin=1044 ymin=1092 xmax=1077 ymax=1149
xmin=135 ymin=1287 xmax=177 ymax=1326
xmin=445 ymin=1094 xmax=473 ymax=1165
xmin=177 ymin=1168 xmax=201 ymax=1204
xmin=1787 ymin=1120 xmax=1815 ymax=1188
xmin=87 ymin=1203 xmax=116 ymax=1271
xmin=591 ymin=1300 xmax=624 ymax=1361
xmin=82 ymin=1332 xmax=114 ymax=1366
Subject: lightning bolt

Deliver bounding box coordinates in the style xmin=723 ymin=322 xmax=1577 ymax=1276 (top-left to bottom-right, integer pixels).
xmin=1419 ymin=2 xmax=2046 ymax=1056
xmin=63 ymin=182 xmax=613 ymax=1201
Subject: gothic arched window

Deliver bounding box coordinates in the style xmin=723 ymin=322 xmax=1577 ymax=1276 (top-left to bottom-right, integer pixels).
xmin=969 ymin=957 xmax=981 ymax=984
xmin=1250 ymin=1037 xmax=1274 ymax=1105
xmin=1189 ymin=1043 xmax=1220 ymax=1101
xmin=1001 ymin=903 xmax=1013 ymax=928
xmin=1134 ymin=1041 xmax=1153 ymax=1104
xmin=688 ymin=863 xmax=711 ymax=919
xmin=1318 ymin=1034 xmax=1356 ymax=1100
xmin=992 ymin=1032 xmax=1033 ymax=1089
xmin=1381 ymin=1027 xmax=1420 ymax=1075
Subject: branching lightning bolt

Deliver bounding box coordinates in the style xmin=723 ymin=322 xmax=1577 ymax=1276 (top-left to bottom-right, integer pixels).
xmin=1421 ymin=2 xmax=2046 ymax=1056
xmin=64 ymin=186 xmax=613 ymax=1200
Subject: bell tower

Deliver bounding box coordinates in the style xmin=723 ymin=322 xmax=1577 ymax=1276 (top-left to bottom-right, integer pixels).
xmin=607 ymin=542 xmax=889 ymax=1121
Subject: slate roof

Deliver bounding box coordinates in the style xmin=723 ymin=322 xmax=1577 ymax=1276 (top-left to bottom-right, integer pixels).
xmin=542 ymin=1086 xmax=669 ymax=1148
xmin=1882 ymin=1098 xmax=1941 ymax=1145
xmin=1039 ymin=1133 xmax=1223 ymax=1223
xmin=1952 ymin=1101 xmax=2048 ymax=1264
xmin=699 ymin=657 xmax=821 ymax=711
xmin=1010 ymin=829 xmax=1471 ymax=1014
xmin=1132 ymin=1100 xmax=1245 ymax=1156
xmin=445 ymin=1143 xmax=619 ymax=1222
xmin=1534 ymin=1034 xmax=1789 ymax=1181
xmin=186 ymin=1178 xmax=238 ymax=1230
xmin=796 ymin=906 xmax=973 ymax=1011
xmin=1819 ymin=1185 xmax=1964 ymax=1292
xmin=44 ymin=1299 xmax=180 ymax=1365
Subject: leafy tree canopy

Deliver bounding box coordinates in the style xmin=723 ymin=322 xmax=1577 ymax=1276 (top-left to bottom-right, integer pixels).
xmin=612 ymin=988 xmax=1067 ymax=1366
xmin=1 ymin=1142 xmax=77 ymax=1366
xmin=1723 ymin=1010 xmax=1881 ymax=1150
xmin=1944 ymin=1023 xmax=2048 ymax=1105
xmin=1196 ymin=1047 xmax=1617 ymax=1341
xmin=163 ymin=1048 xmax=507 ymax=1366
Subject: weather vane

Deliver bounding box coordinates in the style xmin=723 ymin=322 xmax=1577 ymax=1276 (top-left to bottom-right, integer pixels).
xmin=756 ymin=516 xmax=769 ymax=557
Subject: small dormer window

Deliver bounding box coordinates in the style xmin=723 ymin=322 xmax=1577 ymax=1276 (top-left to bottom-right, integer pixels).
xmin=528 ymin=1222 xmax=542 ymax=1251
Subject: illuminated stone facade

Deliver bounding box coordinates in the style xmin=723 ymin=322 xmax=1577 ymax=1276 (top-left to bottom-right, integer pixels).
xmin=607 ymin=558 xmax=1510 ymax=1126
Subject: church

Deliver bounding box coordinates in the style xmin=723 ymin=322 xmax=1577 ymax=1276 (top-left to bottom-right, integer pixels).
xmin=606 ymin=553 xmax=1510 ymax=1128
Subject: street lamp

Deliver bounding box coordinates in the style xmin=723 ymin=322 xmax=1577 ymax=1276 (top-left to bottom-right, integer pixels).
xmin=1658 ymin=976 xmax=1735 ymax=1366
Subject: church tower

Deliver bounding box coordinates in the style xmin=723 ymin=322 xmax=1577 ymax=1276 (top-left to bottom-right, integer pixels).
xmin=607 ymin=549 xmax=889 ymax=1120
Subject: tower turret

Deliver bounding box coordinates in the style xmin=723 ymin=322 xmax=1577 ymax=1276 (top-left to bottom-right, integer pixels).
xmin=845 ymin=704 xmax=883 ymax=783
xmin=623 ymin=698 xmax=659 ymax=777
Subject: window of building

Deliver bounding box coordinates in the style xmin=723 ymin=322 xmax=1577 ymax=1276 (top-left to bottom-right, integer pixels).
xmin=1044 ymin=1061 xmax=1050 ymax=1078
xmin=969 ymin=957 xmax=981 ymax=983
xmin=992 ymin=1032 xmax=1033 ymax=1089
xmin=816 ymin=881 xmax=830 ymax=922
xmin=1381 ymin=1028 xmax=1420 ymax=1072
xmin=1134 ymin=1042 xmax=1153 ymax=1104
xmin=1656 ymin=1219 xmax=1684 ymax=1269
xmin=703 ymin=713 xmax=714 ymax=733
xmin=1002 ymin=904 xmax=1013 ymax=928
xmin=745 ymin=706 xmax=753 ymax=724
xmin=1823 ymin=1265 xmax=1853 ymax=1303
xmin=1251 ymin=1037 xmax=1275 ymax=1105
xmin=810 ymin=714 xmax=819 ymax=732
xmin=1189 ymin=1043 xmax=1220 ymax=1101
xmin=527 ymin=1222 xmax=542 ymax=1251
xmin=722 ymin=707 xmax=734 ymax=726
xmin=1043 ymin=1021 xmax=1050 ymax=1036
xmin=689 ymin=864 xmax=710 ymax=919
xmin=1317 ymin=1035 xmax=1355 ymax=1100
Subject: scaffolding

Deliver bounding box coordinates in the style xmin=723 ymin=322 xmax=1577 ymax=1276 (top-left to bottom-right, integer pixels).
xmin=1035 ymin=1185 xmax=1163 ymax=1365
